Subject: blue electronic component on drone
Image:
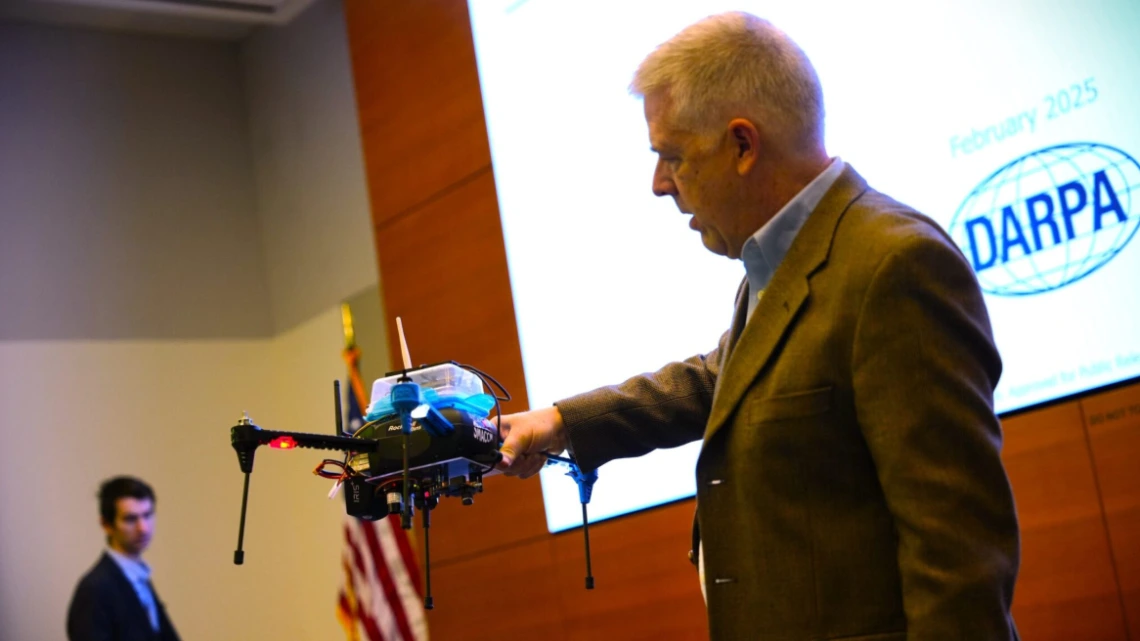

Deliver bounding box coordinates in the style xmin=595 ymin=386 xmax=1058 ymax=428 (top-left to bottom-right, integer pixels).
xmin=568 ymin=465 xmax=598 ymax=505
xmin=389 ymin=380 xmax=422 ymax=435
xmin=411 ymin=402 xmax=456 ymax=437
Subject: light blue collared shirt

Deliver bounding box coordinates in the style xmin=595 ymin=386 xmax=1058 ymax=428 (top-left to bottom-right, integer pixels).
xmin=740 ymin=157 xmax=846 ymax=320
xmin=106 ymin=548 xmax=159 ymax=631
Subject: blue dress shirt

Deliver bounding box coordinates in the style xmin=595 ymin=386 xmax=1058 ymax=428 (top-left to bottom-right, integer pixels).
xmin=740 ymin=157 xmax=847 ymax=321
xmin=106 ymin=548 xmax=159 ymax=631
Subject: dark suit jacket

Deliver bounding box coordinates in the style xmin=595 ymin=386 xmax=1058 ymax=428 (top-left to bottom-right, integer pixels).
xmin=66 ymin=553 xmax=181 ymax=641
xmin=557 ymin=166 xmax=1020 ymax=641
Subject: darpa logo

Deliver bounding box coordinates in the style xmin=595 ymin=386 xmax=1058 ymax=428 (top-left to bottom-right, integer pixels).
xmin=947 ymin=143 xmax=1140 ymax=296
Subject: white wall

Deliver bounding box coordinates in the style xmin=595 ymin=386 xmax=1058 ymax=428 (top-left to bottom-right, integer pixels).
xmin=242 ymin=0 xmax=378 ymax=334
xmin=0 ymin=2 xmax=390 ymax=639
xmin=0 ymin=338 xmax=270 ymax=641
xmin=0 ymin=21 xmax=271 ymax=341
xmin=0 ymin=307 xmax=377 ymax=641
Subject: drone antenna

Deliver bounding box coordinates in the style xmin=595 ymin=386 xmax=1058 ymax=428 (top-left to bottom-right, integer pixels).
xmin=333 ymin=380 xmax=344 ymax=436
xmin=390 ymin=316 xmax=417 ymax=529
xmin=396 ymin=316 xmax=412 ymax=371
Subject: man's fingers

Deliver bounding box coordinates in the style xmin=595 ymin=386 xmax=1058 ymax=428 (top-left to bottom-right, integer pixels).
xmin=497 ymin=418 xmax=530 ymax=470
xmin=496 ymin=422 xmax=524 ymax=473
xmin=497 ymin=450 xmax=546 ymax=478
xmin=517 ymin=454 xmax=547 ymax=480
xmin=494 ymin=409 xmax=565 ymax=477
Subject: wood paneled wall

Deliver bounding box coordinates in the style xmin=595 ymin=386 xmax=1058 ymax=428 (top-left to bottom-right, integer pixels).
xmin=1082 ymin=388 xmax=1140 ymax=639
xmin=342 ymin=2 xmax=1140 ymax=638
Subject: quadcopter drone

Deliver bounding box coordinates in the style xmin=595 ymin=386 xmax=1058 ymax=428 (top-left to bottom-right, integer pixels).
xmin=227 ymin=318 xmax=598 ymax=609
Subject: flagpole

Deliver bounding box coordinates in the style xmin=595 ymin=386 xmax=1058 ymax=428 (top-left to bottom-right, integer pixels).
xmin=340 ymin=303 xmax=368 ymax=411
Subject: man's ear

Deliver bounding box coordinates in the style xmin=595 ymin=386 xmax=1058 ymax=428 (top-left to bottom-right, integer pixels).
xmin=728 ymin=118 xmax=760 ymax=174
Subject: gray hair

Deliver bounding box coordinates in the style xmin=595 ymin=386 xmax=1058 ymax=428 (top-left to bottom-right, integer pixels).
xmin=631 ymin=12 xmax=824 ymax=148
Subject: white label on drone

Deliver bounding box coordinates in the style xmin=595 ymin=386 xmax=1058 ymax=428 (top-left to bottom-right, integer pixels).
xmin=472 ymin=421 xmax=495 ymax=444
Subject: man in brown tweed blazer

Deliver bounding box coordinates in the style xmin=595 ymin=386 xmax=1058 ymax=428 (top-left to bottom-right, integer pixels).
xmin=497 ymin=12 xmax=1020 ymax=641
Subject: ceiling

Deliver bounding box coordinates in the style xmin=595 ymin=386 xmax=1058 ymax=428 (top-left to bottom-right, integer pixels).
xmin=0 ymin=0 xmax=319 ymax=40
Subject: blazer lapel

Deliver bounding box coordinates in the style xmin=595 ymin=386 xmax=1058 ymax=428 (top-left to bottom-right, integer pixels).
xmin=704 ymin=165 xmax=869 ymax=444
xmin=726 ymin=279 xmax=749 ymax=353
xmin=713 ymin=278 xmax=750 ymax=399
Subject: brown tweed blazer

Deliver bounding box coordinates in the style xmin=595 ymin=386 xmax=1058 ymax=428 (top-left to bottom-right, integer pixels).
xmin=557 ymin=165 xmax=1020 ymax=641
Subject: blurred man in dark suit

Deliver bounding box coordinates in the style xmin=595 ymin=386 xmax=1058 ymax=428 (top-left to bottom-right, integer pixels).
xmin=67 ymin=476 xmax=180 ymax=641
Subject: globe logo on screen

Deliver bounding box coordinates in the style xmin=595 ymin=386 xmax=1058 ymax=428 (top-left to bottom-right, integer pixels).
xmin=947 ymin=142 xmax=1140 ymax=296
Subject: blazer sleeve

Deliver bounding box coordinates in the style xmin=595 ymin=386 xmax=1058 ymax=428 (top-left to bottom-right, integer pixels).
xmin=852 ymin=231 xmax=1019 ymax=640
xmin=66 ymin=579 xmax=115 ymax=641
xmin=554 ymin=330 xmax=728 ymax=473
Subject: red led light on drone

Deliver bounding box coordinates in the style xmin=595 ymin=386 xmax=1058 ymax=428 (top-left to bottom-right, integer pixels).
xmin=269 ymin=436 xmax=297 ymax=449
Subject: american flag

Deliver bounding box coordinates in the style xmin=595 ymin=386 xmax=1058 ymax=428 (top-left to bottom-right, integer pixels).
xmin=337 ymin=514 xmax=428 ymax=641
xmin=335 ymin=324 xmax=429 ymax=641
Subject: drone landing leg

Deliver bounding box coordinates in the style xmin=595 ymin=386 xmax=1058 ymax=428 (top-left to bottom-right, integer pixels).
xmin=423 ymin=504 xmax=434 ymax=609
xmin=234 ymin=472 xmax=251 ymax=565
xmin=582 ymin=501 xmax=594 ymax=589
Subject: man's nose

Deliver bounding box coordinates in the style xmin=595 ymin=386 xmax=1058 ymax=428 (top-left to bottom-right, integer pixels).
xmin=652 ymin=160 xmax=676 ymax=197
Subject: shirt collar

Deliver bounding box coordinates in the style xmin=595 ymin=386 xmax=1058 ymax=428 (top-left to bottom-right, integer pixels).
xmin=106 ymin=547 xmax=151 ymax=585
xmin=740 ymin=157 xmax=846 ymax=299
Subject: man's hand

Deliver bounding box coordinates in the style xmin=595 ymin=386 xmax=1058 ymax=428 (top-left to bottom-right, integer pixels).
xmin=496 ymin=406 xmax=568 ymax=479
